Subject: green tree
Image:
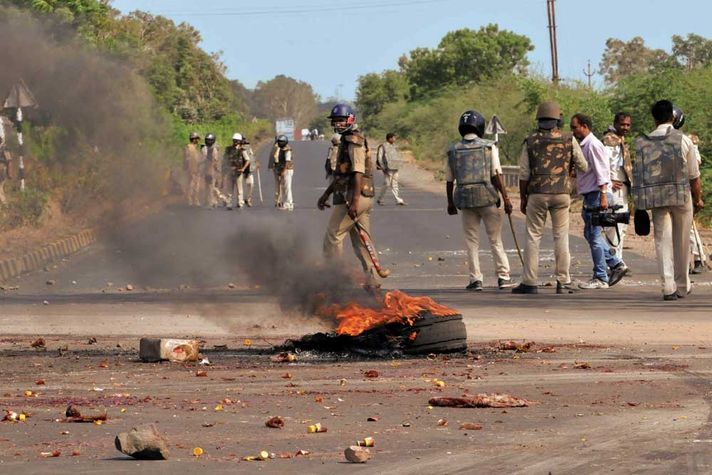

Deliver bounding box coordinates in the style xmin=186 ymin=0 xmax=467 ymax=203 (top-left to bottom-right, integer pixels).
xmin=355 ymin=69 xmax=408 ymax=126
xmin=251 ymin=75 xmax=319 ymax=131
xmin=599 ymin=37 xmax=669 ymax=84
xmin=672 ymin=33 xmax=712 ymax=70
xmin=399 ymin=24 xmax=533 ymax=98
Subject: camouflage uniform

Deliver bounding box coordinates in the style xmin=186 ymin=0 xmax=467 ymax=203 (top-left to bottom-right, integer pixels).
xmin=183 ymin=143 xmax=202 ymax=206
xmin=602 ymin=129 xmax=633 ymax=257
xmin=634 ymin=125 xmax=701 ymax=295
xmin=376 ymin=141 xmax=405 ymax=205
xmin=323 ymin=129 xmax=380 ymax=286
xmin=447 ymin=134 xmax=510 ymax=285
xmin=518 ymin=129 xmax=587 ymax=286
xmin=201 ymin=143 xmax=222 ymax=207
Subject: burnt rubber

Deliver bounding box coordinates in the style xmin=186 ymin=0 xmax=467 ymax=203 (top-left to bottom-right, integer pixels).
xmin=285 ymin=312 xmax=467 ymax=356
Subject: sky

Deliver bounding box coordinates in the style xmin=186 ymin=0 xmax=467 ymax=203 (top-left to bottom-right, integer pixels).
xmin=111 ymin=0 xmax=712 ymax=101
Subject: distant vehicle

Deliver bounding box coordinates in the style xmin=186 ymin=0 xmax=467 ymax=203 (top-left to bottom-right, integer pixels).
xmin=275 ymin=118 xmax=295 ymax=141
xmin=300 ymin=128 xmax=310 ymax=141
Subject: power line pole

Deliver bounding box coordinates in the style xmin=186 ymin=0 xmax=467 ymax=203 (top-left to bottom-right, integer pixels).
xmin=583 ymin=60 xmax=594 ymax=89
xmin=546 ymin=0 xmax=559 ymax=85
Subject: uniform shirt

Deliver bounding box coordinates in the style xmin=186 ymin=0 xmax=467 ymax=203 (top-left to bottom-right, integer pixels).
xmin=647 ymin=124 xmax=700 ymax=179
xmin=518 ymin=132 xmax=587 ymax=180
xmin=183 ymin=143 xmax=201 ymax=174
xmin=201 ymin=144 xmax=221 ymax=178
xmin=343 ymin=137 xmax=366 ymax=174
xmin=445 ymin=134 xmax=502 ymax=182
xmin=577 ymin=132 xmax=611 ymax=195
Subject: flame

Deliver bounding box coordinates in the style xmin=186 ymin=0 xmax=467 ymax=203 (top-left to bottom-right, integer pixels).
xmin=322 ymin=290 xmax=459 ymax=337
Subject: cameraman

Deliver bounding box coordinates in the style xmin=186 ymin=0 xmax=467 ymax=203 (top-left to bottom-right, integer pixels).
xmin=571 ymin=114 xmax=629 ymax=289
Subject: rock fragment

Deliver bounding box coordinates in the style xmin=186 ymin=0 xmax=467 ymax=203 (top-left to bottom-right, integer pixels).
xmin=115 ymin=424 xmax=169 ymax=460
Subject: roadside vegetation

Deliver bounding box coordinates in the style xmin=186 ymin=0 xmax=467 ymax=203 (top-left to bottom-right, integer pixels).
xmin=356 ymin=26 xmax=712 ymax=224
xmin=0 ymin=1 xmax=306 ymax=231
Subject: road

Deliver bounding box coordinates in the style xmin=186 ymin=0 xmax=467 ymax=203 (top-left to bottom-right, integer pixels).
xmin=1 ymin=140 xmax=711 ymax=473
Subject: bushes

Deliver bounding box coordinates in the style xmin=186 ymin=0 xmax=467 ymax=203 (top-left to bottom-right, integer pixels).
xmin=0 ymin=188 xmax=49 ymax=228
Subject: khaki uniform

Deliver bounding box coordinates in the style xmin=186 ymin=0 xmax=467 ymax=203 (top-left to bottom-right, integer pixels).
xmin=446 ymin=134 xmax=509 ymax=284
xmin=518 ymin=129 xmax=588 ymax=286
xmin=223 ymin=144 xmax=250 ymax=209
xmin=376 ymin=142 xmax=405 ymax=204
xmin=323 ymin=129 xmax=380 ymax=286
xmin=271 ymin=145 xmax=294 ymax=210
xmin=633 ymin=125 xmax=700 ymax=295
xmin=201 ymin=144 xmax=222 ymax=207
xmin=602 ymin=130 xmax=633 ymax=257
xmin=183 ymin=143 xmax=202 ymax=206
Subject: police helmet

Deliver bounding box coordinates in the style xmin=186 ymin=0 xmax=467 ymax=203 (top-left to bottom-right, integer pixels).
xmin=189 ymin=132 xmax=200 ymax=141
xmin=329 ymin=103 xmax=356 ymax=133
xmin=672 ymin=106 xmax=685 ymax=130
xmin=276 ymin=135 xmax=289 ymax=147
xmin=205 ymin=133 xmax=216 ymax=146
xmin=536 ymin=101 xmax=561 ymax=120
xmin=458 ymin=110 xmax=486 ymax=138
xmin=232 ymin=132 xmax=243 ymax=143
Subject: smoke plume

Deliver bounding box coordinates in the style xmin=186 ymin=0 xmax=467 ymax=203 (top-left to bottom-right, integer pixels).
xmin=0 ymin=7 xmax=171 ymax=225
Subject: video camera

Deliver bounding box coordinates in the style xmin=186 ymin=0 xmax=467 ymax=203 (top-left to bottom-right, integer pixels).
xmin=586 ymin=204 xmax=630 ymax=228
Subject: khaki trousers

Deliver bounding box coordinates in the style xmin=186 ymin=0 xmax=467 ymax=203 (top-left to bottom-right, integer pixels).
xmin=652 ymin=200 xmax=693 ymax=295
xmin=460 ymin=206 xmax=510 ymax=283
xmin=273 ymin=170 xmax=283 ymax=206
xmin=323 ymin=198 xmax=380 ymax=286
xmin=187 ymin=174 xmax=201 ymax=206
xmin=243 ymin=173 xmax=254 ymax=204
xmin=523 ymin=193 xmax=571 ymax=286
xmin=0 ymin=178 xmax=7 ymax=205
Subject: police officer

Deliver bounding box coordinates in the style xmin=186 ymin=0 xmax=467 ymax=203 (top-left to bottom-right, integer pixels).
xmin=223 ymin=133 xmax=250 ymax=210
xmin=672 ymin=107 xmax=707 ymax=274
xmin=238 ymin=136 xmax=256 ymax=207
xmin=183 ymin=132 xmax=202 ymax=207
xmin=634 ymin=100 xmax=704 ymax=300
xmin=602 ymin=112 xmax=633 ymax=258
xmin=376 ymin=133 xmax=406 ymax=206
xmin=325 ymin=133 xmax=340 ymax=179
xmin=268 ymin=138 xmax=282 ymax=207
xmin=446 ymin=110 xmax=513 ymax=291
xmin=317 ymin=103 xmax=381 ymax=289
xmin=274 ymin=135 xmax=294 ymax=211
xmin=201 ymin=133 xmax=221 ymax=208
xmin=512 ymin=101 xmax=588 ymax=294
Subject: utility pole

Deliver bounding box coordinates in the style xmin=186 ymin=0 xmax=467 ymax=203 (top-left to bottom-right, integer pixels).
xmin=546 ymin=0 xmax=559 ymax=85
xmin=583 ymin=60 xmax=594 ymax=89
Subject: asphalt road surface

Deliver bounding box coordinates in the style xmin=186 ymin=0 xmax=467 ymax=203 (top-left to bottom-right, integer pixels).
xmin=1 ymin=140 xmax=712 ymax=473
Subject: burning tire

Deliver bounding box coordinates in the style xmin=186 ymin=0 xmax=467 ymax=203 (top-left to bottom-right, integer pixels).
xmin=285 ymin=312 xmax=467 ymax=356
xmin=404 ymin=313 xmax=467 ymax=354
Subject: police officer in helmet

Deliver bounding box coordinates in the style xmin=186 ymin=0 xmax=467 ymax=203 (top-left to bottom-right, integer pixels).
xmin=318 ymin=103 xmax=383 ymax=290
xmin=446 ymin=110 xmax=514 ymax=291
